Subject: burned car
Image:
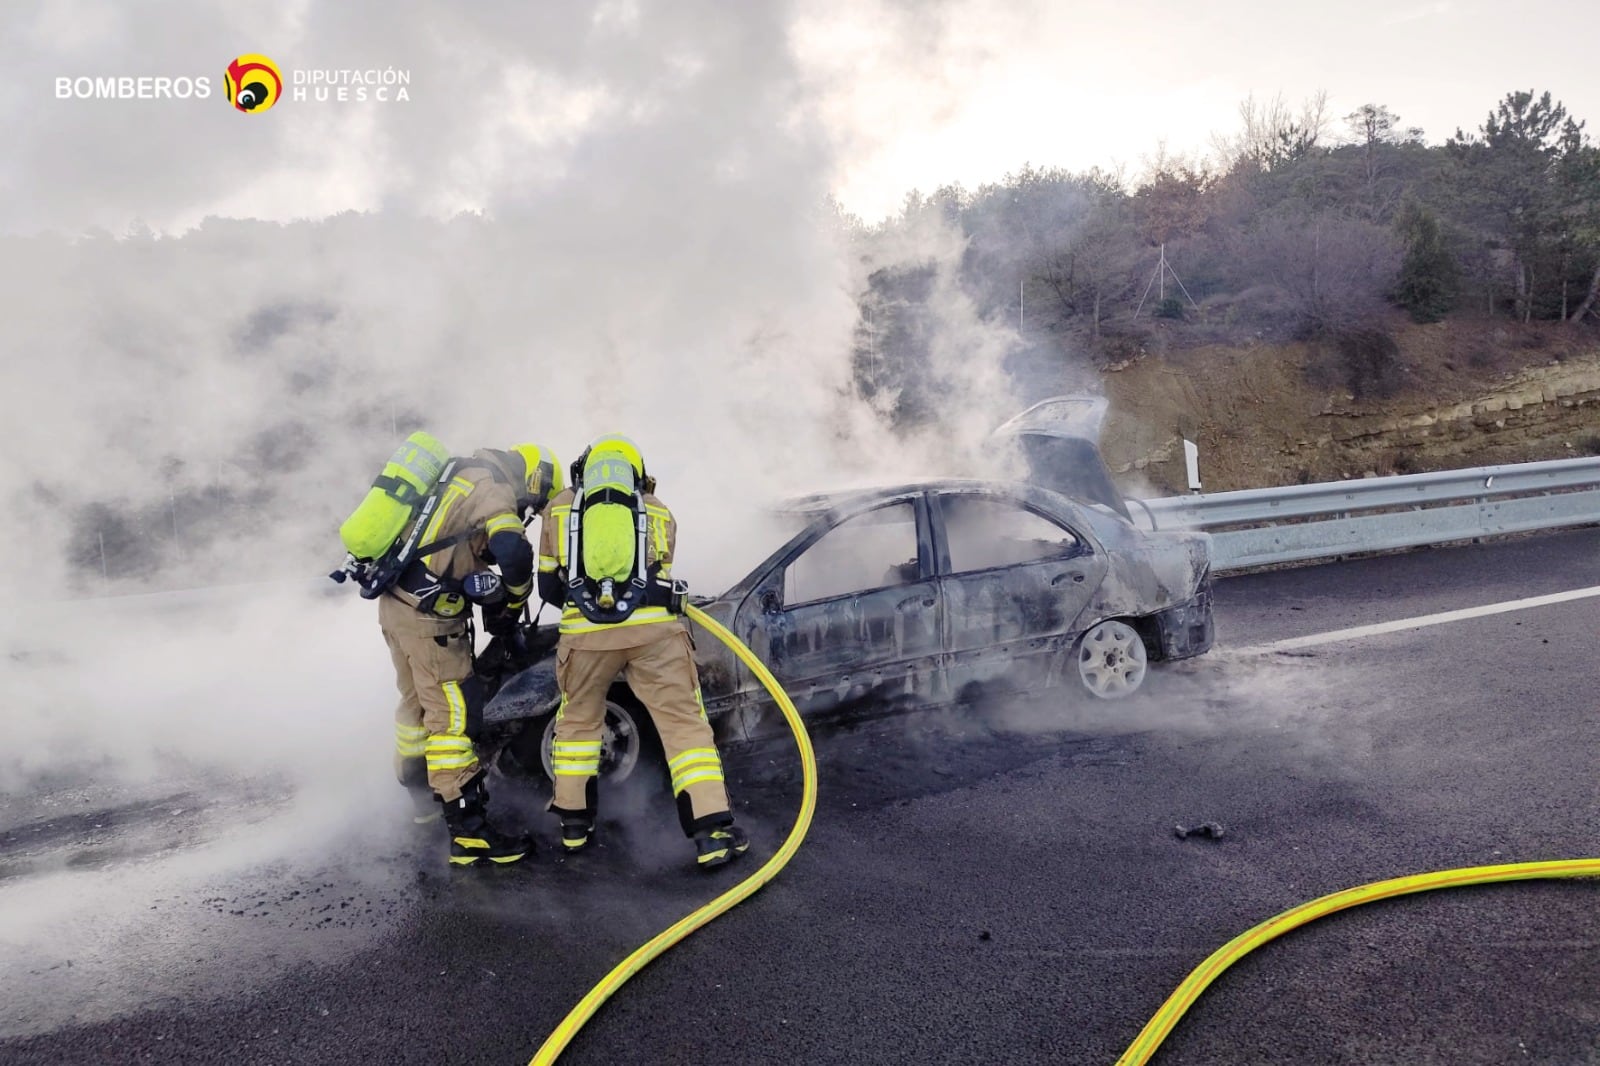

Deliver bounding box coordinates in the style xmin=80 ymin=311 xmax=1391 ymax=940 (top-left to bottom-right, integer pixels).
xmin=482 ymin=456 xmax=1214 ymax=784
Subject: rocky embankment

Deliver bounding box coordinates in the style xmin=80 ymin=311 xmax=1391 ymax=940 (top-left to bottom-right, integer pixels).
xmin=1097 ymin=322 xmax=1600 ymax=496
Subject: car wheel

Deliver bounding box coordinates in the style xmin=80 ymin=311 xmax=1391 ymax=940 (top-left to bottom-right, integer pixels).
xmin=538 ymin=693 xmax=649 ymax=784
xmin=1075 ymin=619 xmax=1148 ymax=699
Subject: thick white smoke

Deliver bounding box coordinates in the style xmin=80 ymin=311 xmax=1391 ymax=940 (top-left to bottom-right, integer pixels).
xmin=0 ymin=1 xmax=1039 ymax=1032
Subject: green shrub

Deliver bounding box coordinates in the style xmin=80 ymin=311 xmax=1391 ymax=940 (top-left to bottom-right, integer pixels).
xmin=1393 ymin=200 xmax=1460 ymax=323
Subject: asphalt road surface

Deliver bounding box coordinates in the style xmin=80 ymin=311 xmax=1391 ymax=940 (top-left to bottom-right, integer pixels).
xmin=4 ymin=529 xmax=1599 ymax=1065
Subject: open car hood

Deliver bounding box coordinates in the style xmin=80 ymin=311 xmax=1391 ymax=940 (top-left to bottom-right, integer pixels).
xmin=989 ymin=395 xmax=1130 ymax=520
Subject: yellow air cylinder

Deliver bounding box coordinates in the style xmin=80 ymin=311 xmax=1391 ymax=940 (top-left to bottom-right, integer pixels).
xmin=338 ymin=431 xmax=451 ymax=561
xmin=581 ymin=451 xmax=640 ymax=585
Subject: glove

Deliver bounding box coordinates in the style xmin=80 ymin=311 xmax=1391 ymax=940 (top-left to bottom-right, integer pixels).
xmin=481 ymin=603 xmax=519 ymax=637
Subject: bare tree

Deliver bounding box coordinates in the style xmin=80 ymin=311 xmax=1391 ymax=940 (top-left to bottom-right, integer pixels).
xmin=1035 ymin=214 xmax=1143 ymax=338
xmin=1239 ymin=213 xmax=1402 ymax=334
xmin=1213 ymin=90 xmax=1333 ymax=173
xmin=1345 ymin=104 xmax=1398 ymax=185
xmin=1135 ymin=142 xmax=1213 ymax=244
xmin=1341 ymin=103 xmax=1426 ymax=220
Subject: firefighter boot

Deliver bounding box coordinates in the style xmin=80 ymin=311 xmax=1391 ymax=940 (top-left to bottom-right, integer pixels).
xmin=693 ymin=822 xmax=750 ymax=870
xmin=559 ymin=815 xmax=596 ymax=854
xmin=441 ymin=778 xmax=532 ymax=867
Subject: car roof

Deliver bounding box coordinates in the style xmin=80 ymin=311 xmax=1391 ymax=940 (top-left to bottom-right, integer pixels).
xmin=778 ymin=478 xmax=1072 ymax=516
xmin=713 ymin=478 xmax=1140 ymax=604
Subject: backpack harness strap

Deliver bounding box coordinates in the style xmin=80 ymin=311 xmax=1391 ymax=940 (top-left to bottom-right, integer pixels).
xmin=585 ymin=486 xmax=637 ymax=509
xmin=370 ymin=474 xmax=426 ymax=502
xmin=384 ymin=456 xmax=519 ymax=613
xmin=563 ymin=487 xmax=680 ymax=623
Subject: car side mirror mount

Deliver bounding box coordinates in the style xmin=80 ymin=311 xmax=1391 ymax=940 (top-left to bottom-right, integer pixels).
xmin=760 ymin=590 xmax=782 ymax=614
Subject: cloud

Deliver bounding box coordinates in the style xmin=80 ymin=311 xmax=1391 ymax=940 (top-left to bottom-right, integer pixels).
xmin=1382 ymin=1 xmax=1453 ymax=25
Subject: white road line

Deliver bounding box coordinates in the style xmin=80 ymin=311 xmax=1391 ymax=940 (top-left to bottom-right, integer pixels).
xmin=1266 ymin=585 xmax=1600 ymax=651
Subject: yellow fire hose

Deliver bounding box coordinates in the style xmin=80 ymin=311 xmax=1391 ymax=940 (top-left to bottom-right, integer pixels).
xmin=528 ymin=604 xmax=818 ymax=1066
xmin=1116 ymin=856 xmax=1600 ymax=1065
xmin=521 ymin=608 xmax=1596 ymax=1065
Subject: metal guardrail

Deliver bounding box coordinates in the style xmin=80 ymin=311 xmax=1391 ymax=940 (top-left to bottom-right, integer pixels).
xmin=1133 ymin=456 xmax=1600 ymax=572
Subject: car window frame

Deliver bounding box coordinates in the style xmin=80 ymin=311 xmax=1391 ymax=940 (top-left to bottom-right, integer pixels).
xmin=930 ymin=489 xmax=1093 ymax=579
xmin=769 ymin=494 xmax=934 ymax=611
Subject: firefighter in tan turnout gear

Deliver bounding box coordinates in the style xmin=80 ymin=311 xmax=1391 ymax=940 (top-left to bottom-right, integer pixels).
xmin=536 ymin=434 xmax=750 ymax=870
xmin=373 ymin=442 xmax=560 ymax=866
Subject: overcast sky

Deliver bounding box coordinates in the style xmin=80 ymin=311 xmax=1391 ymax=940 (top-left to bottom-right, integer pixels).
xmin=812 ymin=0 xmax=1600 ymax=219
xmin=3 ymin=0 xmax=1595 ymax=234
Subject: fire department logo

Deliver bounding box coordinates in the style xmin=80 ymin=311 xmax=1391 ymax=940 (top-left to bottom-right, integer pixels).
xmin=224 ymin=54 xmax=283 ymax=113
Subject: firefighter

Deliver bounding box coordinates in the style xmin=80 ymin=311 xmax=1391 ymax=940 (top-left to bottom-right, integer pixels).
xmin=384 ymin=443 xmax=560 ymax=866
xmin=536 ymin=434 xmax=750 ymax=870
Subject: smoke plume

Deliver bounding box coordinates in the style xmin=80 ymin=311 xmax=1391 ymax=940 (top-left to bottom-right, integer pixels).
xmin=0 ymin=1 xmax=1043 ymax=1033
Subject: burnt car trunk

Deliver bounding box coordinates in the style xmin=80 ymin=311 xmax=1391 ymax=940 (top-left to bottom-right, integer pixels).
xmin=988 ymin=395 xmax=1132 ymax=521
xmin=1014 ymin=434 xmax=1131 ymax=521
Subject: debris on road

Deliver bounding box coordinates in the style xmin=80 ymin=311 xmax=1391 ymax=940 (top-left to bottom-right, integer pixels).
xmin=1174 ymin=822 xmax=1225 ymax=841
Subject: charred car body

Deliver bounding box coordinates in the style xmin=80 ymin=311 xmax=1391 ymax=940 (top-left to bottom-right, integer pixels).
xmin=481 ymin=397 xmax=1215 ymax=783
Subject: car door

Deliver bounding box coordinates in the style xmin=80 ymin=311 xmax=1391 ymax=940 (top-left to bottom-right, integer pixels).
xmin=932 ymin=491 xmax=1108 ymax=695
xmin=732 ymin=496 xmax=945 ymax=740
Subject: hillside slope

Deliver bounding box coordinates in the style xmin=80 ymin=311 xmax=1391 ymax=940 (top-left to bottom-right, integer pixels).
xmin=1096 ymin=317 xmax=1600 ymax=496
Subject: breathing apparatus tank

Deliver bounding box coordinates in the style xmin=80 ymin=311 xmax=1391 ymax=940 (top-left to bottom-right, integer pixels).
xmin=338 ymin=431 xmax=452 ymax=562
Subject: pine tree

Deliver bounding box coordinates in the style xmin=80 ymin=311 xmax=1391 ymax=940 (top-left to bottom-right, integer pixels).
xmin=1393 ymin=199 xmax=1459 ymax=322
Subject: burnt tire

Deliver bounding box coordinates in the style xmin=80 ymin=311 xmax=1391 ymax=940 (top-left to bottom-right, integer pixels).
xmin=525 ymin=685 xmax=661 ymax=785
xmin=1075 ymin=619 xmax=1148 ymax=699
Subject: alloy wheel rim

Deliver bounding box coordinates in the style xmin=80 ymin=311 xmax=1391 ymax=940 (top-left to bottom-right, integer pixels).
xmin=542 ymin=700 xmax=642 ymax=781
xmin=1077 ymin=620 xmax=1148 ymax=699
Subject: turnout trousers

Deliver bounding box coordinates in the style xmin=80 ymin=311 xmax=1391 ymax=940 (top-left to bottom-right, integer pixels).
xmin=551 ymin=624 xmax=733 ymax=835
xmin=379 ymin=593 xmax=482 ymax=803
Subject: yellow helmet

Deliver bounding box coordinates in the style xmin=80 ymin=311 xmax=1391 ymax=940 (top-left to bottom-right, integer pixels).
xmin=582 ymin=434 xmax=645 ymax=479
xmin=509 ymin=443 xmax=562 ymax=509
